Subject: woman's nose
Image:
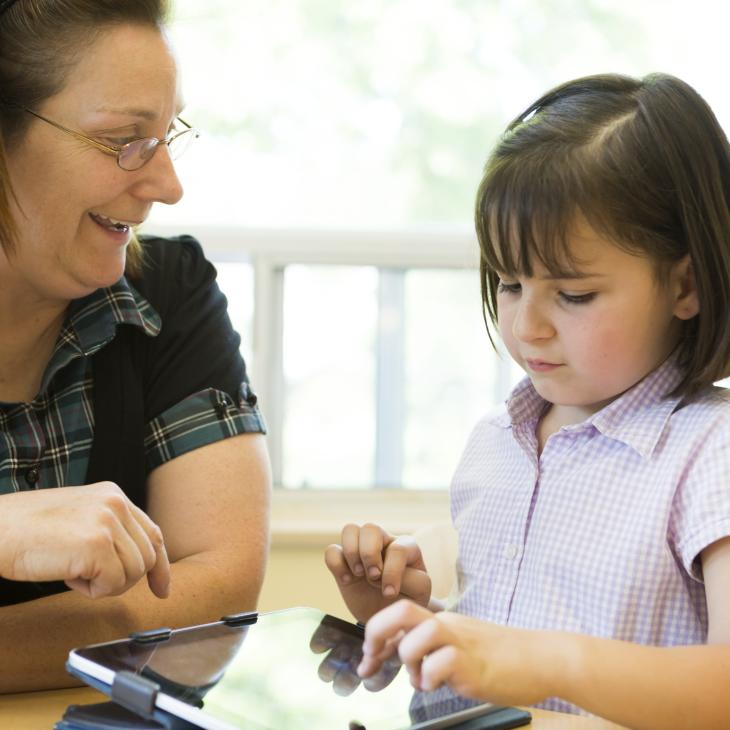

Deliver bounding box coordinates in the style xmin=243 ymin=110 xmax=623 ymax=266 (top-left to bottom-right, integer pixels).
xmin=133 ymin=145 xmax=184 ymax=205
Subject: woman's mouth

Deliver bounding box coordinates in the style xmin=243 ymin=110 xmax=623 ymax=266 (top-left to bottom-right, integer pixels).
xmin=89 ymin=211 xmax=137 ymax=234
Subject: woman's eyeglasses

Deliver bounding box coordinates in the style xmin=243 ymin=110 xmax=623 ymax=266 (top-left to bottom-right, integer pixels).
xmin=21 ymin=107 xmax=199 ymax=171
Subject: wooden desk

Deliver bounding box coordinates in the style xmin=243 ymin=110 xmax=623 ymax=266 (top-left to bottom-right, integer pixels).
xmin=0 ymin=686 xmax=627 ymax=729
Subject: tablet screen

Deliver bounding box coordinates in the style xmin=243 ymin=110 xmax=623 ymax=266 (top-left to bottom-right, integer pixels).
xmin=69 ymin=607 xmax=510 ymax=729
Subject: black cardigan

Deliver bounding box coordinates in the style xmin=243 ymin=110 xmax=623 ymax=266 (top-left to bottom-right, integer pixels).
xmin=1 ymin=235 xmax=249 ymax=606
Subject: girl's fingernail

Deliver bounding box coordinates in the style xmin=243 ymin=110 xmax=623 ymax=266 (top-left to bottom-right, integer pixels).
xmin=354 ymin=564 xmax=364 ymax=576
xmin=383 ymin=585 xmax=396 ymax=596
xmin=341 ymin=573 xmax=351 ymax=584
xmin=368 ymin=566 xmax=381 ymax=579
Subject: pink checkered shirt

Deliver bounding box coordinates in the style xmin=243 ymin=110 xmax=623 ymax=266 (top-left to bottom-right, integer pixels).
xmin=450 ymin=357 xmax=730 ymax=715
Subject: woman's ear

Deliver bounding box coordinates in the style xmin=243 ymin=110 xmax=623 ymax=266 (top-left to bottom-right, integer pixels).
xmin=671 ymin=254 xmax=700 ymax=321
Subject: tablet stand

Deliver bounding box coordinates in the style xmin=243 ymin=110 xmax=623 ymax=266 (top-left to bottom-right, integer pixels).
xmin=55 ymin=670 xmax=199 ymax=730
xmin=55 ymin=700 xmax=194 ymax=730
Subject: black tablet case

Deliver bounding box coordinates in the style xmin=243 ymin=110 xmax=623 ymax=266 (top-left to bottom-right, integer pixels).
xmin=59 ymin=610 xmax=532 ymax=730
xmin=58 ymin=667 xmax=531 ymax=730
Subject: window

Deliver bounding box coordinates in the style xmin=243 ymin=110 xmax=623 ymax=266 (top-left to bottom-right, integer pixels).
xmin=146 ymin=0 xmax=726 ymax=490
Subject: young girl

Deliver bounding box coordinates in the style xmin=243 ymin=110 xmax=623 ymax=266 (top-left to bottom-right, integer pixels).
xmin=325 ymin=73 xmax=730 ymax=729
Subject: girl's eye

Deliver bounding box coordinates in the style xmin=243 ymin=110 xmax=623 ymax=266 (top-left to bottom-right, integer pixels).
xmin=559 ymin=291 xmax=596 ymax=305
xmin=497 ymin=281 xmax=521 ymax=295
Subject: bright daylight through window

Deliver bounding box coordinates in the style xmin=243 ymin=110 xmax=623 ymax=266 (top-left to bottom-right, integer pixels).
xmin=146 ymin=0 xmax=730 ymax=489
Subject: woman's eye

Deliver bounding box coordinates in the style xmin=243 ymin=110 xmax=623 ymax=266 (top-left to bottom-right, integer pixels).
xmin=103 ymin=136 xmax=138 ymax=147
xmin=497 ymin=281 xmax=521 ymax=295
xmin=559 ymin=291 xmax=596 ymax=305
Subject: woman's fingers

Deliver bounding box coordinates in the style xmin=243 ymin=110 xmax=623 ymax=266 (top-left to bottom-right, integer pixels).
xmin=145 ymin=540 xmax=171 ymax=598
xmin=128 ymin=502 xmax=170 ymax=598
xmin=86 ymin=491 xmax=168 ymax=598
xmin=1 ymin=483 xmax=169 ymax=599
xmin=64 ymin=523 xmax=129 ymax=599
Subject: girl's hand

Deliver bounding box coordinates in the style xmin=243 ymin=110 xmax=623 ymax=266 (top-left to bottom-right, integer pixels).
xmin=0 ymin=482 xmax=170 ymax=599
xmin=325 ymin=523 xmax=431 ymax=624
xmin=358 ymin=599 xmax=555 ymax=707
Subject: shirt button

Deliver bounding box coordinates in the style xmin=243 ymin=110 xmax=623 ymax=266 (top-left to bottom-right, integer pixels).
xmin=25 ymin=466 xmax=40 ymax=487
xmin=503 ymin=543 xmax=519 ymax=560
xmin=239 ymin=383 xmax=258 ymax=407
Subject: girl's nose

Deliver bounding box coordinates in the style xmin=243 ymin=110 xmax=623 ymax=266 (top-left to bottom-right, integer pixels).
xmin=512 ymin=296 xmax=554 ymax=342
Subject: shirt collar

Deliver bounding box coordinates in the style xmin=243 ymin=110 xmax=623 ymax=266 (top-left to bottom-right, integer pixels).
xmin=65 ymin=276 xmax=161 ymax=357
xmin=492 ymin=355 xmax=685 ymax=459
xmin=34 ymin=278 xmax=159 ymax=397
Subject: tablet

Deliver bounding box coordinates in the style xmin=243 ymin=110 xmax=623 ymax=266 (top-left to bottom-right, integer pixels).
xmin=67 ymin=606 xmax=531 ymax=730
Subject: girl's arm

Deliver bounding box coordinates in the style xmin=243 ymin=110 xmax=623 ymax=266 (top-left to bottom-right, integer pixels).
xmin=0 ymin=433 xmax=271 ymax=693
xmin=359 ymin=536 xmax=730 ymax=730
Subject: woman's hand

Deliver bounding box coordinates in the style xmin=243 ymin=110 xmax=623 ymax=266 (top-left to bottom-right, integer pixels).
xmin=0 ymin=481 xmax=170 ymax=599
xmin=358 ymin=599 xmax=555 ymax=707
xmin=325 ymin=523 xmax=431 ymax=624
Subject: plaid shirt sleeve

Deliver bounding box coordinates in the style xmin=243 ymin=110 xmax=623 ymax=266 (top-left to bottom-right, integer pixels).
xmin=144 ymin=382 xmax=266 ymax=471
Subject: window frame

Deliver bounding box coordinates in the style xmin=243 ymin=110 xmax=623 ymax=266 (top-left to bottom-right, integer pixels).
xmin=145 ymin=224 xmax=513 ymax=534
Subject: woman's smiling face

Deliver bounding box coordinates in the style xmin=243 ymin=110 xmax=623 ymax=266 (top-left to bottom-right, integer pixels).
xmin=4 ymin=23 xmax=184 ymax=301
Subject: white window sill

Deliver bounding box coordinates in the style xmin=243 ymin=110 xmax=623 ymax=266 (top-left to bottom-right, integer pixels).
xmin=270 ymin=488 xmax=451 ymax=547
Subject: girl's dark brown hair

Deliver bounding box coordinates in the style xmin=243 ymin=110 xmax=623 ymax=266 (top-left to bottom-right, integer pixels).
xmin=476 ymin=73 xmax=730 ymax=396
xmin=0 ymin=0 xmax=171 ymax=277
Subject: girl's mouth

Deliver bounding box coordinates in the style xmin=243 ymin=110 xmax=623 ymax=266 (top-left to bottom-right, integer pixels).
xmin=526 ymin=359 xmax=561 ymax=373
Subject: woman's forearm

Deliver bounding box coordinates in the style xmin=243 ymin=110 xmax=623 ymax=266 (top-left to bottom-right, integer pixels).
xmin=0 ymin=550 xmax=264 ymax=693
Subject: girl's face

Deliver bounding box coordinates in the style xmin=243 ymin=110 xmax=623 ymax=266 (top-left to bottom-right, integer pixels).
xmin=497 ymin=220 xmax=699 ymax=420
xmin=3 ymin=23 xmax=184 ymax=302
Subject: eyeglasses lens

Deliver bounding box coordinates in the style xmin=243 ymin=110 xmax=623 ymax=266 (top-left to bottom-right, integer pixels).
xmin=118 ymin=138 xmax=158 ymax=171
xmin=116 ymin=128 xmax=197 ymax=171
xmin=168 ymin=129 xmax=197 ymax=160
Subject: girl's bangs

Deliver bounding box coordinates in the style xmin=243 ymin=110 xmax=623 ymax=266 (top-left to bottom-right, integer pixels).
xmin=478 ymin=160 xmax=583 ymax=279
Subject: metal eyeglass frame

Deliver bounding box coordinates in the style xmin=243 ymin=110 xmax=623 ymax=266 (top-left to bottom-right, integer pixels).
xmin=21 ymin=106 xmax=199 ymax=171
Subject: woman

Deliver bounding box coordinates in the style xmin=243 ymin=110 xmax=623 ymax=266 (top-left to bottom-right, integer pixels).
xmin=0 ymin=0 xmax=271 ymax=692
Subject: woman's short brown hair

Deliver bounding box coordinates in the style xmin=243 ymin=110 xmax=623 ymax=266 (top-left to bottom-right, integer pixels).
xmin=0 ymin=0 xmax=170 ymax=277
xmin=476 ymin=73 xmax=730 ymax=396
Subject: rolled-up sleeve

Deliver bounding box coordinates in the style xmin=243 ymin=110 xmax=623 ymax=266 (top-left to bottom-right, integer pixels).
xmin=145 ymin=383 xmax=266 ymax=471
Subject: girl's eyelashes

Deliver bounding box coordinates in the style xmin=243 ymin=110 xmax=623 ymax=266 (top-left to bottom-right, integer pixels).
xmin=559 ymin=291 xmax=596 ymax=305
xmin=497 ymin=280 xmax=596 ymax=305
xmin=497 ymin=281 xmax=521 ymax=295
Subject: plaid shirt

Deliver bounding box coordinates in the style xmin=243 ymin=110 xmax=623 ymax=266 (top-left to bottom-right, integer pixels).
xmin=450 ymin=357 xmax=730 ymax=715
xmin=0 ymin=278 xmax=264 ymax=494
